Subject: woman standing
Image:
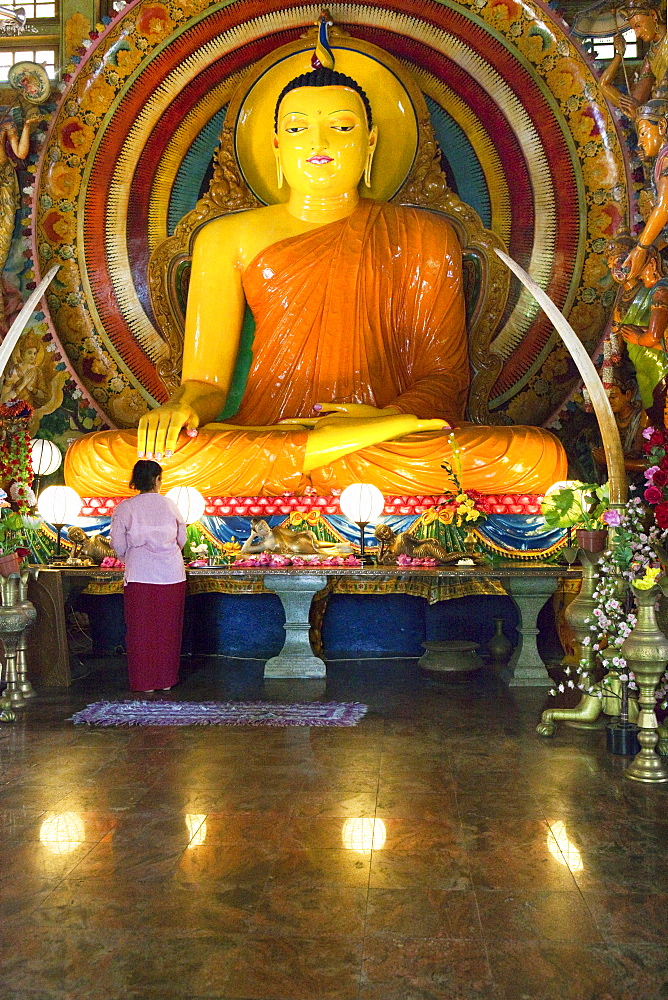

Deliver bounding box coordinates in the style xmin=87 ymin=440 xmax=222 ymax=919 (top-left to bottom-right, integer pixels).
xmin=111 ymin=460 xmax=186 ymax=693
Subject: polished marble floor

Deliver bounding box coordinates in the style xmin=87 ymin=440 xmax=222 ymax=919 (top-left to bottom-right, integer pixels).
xmin=1 ymin=656 xmax=668 ymax=1000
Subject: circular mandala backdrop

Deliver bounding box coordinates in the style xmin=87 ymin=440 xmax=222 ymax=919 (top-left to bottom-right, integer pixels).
xmin=34 ymin=0 xmax=628 ymax=429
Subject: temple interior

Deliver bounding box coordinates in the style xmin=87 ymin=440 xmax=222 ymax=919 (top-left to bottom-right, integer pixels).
xmin=2 ymin=0 xmax=668 ymax=996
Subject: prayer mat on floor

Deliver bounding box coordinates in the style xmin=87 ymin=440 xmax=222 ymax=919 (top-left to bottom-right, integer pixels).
xmin=70 ymin=700 xmax=368 ymax=727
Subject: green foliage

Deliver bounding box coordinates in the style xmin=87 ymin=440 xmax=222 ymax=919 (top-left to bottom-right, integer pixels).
xmin=0 ymin=512 xmax=40 ymax=556
xmin=541 ymin=481 xmax=608 ymax=530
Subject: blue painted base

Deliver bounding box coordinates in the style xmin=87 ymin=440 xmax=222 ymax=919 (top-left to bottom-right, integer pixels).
xmin=322 ymin=594 xmax=426 ymax=658
xmin=74 ymin=590 xmax=562 ymax=662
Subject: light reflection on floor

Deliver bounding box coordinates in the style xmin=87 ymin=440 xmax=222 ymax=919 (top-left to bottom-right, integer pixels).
xmin=2 ymin=654 xmax=668 ymax=999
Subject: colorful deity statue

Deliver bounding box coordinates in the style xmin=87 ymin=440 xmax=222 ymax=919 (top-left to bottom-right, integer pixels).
xmin=0 ymin=110 xmax=39 ymax=317
xmin=600 ymin=0 xmax=668 ymax=118
xmin=65 ymin=26 xmax=566 ymax=499
xmin=605 ymin=229 xmax=668 ymax=427
xmin=624 ymin=100 xmax=668 ymax=282
xmin=592 ymin=368 xmax=648 ymax=472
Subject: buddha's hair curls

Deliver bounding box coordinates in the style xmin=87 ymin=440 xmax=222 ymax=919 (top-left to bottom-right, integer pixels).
xmin=274 ymin=67 xmax=373 ymax=130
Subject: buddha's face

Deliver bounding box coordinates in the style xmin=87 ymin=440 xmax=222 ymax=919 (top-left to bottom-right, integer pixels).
xmin=637 ymin=117 xmax=666 ymax=158
xmin=629 ymin=12 xmax=660 ymax=41
xmin=274 ymin=85 xmax=377 ymax=196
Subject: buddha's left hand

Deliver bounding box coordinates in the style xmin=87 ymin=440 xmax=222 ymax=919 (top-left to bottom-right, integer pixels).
xmin=288 ymin=403 xmax=452 ymax=472
xmin=280 ymin=402 xmax=452 ymax=429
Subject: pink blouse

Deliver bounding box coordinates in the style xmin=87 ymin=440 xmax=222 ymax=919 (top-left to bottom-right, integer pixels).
xmin=110 ymin=493 xmax=187 ymax=585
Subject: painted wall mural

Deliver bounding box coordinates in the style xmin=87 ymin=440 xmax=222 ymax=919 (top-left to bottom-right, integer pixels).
xmin=30 ymin=0 xmax=628 ymax=435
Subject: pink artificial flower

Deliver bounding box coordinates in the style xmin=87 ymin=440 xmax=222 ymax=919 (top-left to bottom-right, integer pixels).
xmin=644 ymin=465 xmax=661 ymax=482
xmin=643 ymin=426 xmax=656 ymax=440
xmin=602 ymin=509 xmax=622 ymax=526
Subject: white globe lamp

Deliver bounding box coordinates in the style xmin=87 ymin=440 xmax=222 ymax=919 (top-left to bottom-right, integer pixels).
xmin=30 ymin=438 xmax=62 ymax=479
xmin=339 ymin=483 xmax=385 ymax=564
xmin=165 ymin=486 xmax=206 ymax=525
xmin=37 ymin=485 xmax=81 ymax=561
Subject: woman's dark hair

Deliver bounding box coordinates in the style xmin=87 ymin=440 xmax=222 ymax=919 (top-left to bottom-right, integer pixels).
xmin=274 ymin=67 xmax=373 ymax=130
xmin=130 ymin=459 xmax=162 ymax=493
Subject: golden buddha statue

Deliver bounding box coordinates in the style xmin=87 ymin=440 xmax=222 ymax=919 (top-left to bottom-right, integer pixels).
xmin=65 ymin=32 xmax=566 ymax=499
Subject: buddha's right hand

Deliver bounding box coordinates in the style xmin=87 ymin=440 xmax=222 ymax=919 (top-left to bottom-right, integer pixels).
xmin=137 ymin=402 xmax=200 ymax=460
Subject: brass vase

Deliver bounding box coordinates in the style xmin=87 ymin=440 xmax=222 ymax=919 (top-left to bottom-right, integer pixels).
xmin=15 ymin=569 xmax=36 ymax=699
xmin=487 ymin=617 xmax=512 ymax=665
xmin=622 ymin=583 xmax=668 ymax=783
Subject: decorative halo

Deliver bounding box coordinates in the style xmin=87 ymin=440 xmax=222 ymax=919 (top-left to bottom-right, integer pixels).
xmin=8 ymin=61 xmax=50 ymax=105
xmin=234 ymin=40 xmax=419 ymax=204
xmin=33 ymin=0 xmax=628 ymax=430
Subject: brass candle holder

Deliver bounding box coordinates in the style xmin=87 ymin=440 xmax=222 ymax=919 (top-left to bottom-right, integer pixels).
xmin=623 ymin=582 xmax=668 ymax=784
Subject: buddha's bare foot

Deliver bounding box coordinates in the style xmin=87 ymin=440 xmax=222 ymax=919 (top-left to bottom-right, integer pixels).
xmin=303 ymin=412 xmax=448 ymax=472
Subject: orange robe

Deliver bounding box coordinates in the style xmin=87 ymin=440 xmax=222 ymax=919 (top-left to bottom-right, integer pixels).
xmin=65 ymin=201 xmax=566 ymax=497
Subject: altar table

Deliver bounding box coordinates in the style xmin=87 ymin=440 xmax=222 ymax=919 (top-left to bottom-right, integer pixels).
xmin=22 ymin=564 xmax=580 ymax=690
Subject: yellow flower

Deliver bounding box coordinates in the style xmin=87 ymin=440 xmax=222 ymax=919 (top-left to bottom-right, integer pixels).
xmin=635 ymin=567 xmax=662 ymax=590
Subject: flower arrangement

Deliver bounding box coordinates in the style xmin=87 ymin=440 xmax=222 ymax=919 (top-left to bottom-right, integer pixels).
xmin=100 ymin=556 xmax=124 ymax=570
xmin=396 ymin=554 xmax=439 ymax=567
xmin=234 ymin=553 xmax=363 ymax=568
xmin=441 ymin=433 xmax=486 ymax=527
xmin=548 ymin=494 xmax=668 ymax=704
xmin=641 ymin=425 xmax=668 ymax=528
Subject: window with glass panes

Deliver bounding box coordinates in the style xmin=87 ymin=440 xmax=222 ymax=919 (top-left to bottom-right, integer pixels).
xmin=14 ymin=0 xmax=56 ymax=17
xmin=0 ymin=49 xmax=57 ymax=81
xmin=583 ymin=28 xmax=637 ymax=61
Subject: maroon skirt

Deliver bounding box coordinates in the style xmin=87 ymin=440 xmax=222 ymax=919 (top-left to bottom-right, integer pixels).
xmin=123 ymin=581 xmax=186 ymax=692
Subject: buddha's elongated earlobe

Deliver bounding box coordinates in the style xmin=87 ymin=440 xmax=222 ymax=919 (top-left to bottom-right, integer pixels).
xmin=276 ymin=156 xmax=283 ymax=188
xmin=364 ymin=126 xmax=378 ymax=188
xmin=364 ymin=150 xmax=374 ymax=188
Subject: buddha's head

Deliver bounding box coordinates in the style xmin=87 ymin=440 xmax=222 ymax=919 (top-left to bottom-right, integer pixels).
xmin=636 ymin=99 xmax=668 ymax=158
xmin=273 ymin=67 xmax=378 ymax=197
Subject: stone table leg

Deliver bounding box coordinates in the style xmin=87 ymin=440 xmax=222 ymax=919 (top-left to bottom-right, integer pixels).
xmin=263 ymin=574 xmax=327 ymax=679
xmin=505 ymin=576 xmax=558 ymax=687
